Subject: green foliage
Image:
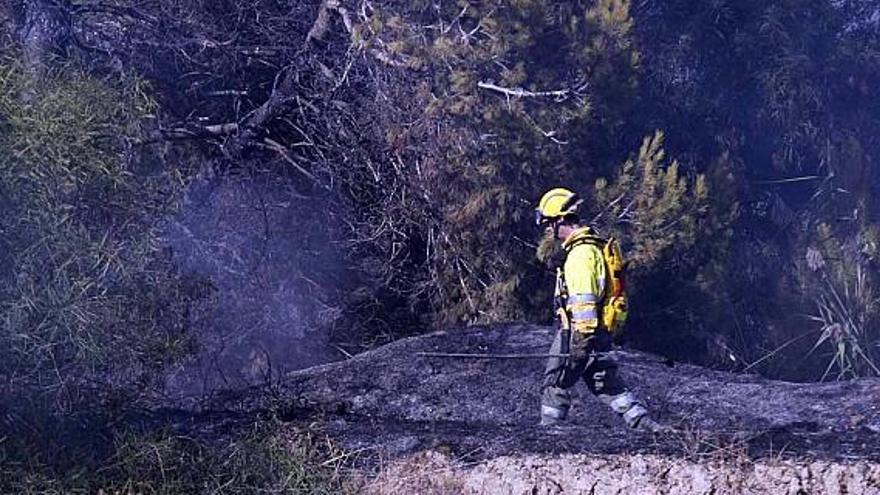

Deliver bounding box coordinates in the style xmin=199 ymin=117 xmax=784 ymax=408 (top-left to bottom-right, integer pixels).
xmin=0 ymin=422 xmax=351 ymax=494
xmin=803 ymin=223 xmax=880 ymax=380
xmin=592 ymin=130 xmax=709 ymax=271
xmin=346 ymin=0 xmax=644 ymax=326
xmin=9 ymin=0 xmax=879 ymax=383
xmin=0 ymin=55 xmax=198 ymax=409
xmin=622 ymin=0 xmax=880 ymax=378
xmin=531 ymin=133 xmax=737 ymax=367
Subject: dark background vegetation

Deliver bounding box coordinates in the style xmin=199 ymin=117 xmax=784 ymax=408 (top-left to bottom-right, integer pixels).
xmin=1 ymin=0 xmax=878 ymax=491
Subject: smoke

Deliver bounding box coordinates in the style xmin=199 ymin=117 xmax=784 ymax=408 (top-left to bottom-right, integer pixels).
xmin=160 ymin=166 xmax=342 ymax=403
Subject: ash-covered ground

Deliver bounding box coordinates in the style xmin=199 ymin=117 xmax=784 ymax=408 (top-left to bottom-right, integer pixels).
xmin=210 ymin=324 xmax=880 ymax=467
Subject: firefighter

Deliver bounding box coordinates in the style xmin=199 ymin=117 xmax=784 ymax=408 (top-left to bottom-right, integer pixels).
xmin=535 ymin=187 xmax=666 ymax=432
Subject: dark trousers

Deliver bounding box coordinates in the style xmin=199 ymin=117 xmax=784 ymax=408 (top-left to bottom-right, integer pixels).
xmin=541 ymin=328 xmax=646 ymax=427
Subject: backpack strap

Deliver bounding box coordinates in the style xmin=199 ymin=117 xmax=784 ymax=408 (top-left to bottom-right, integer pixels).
xmin=561 ymin=233 xmax=615 ymax=306
xmin=565 ymin=234 xmax=607 ymax=251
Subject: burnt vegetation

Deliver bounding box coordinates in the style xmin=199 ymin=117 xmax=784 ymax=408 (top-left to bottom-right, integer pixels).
xmin=1 ymin=0 xmax=879 ymax=491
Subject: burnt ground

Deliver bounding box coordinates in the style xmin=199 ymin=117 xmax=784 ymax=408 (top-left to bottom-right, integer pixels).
xmin=203 ymin=324 xmax=880 ymax=467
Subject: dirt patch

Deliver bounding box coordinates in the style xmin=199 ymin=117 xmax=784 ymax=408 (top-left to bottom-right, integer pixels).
xmin=362 ymin=450 xmax=880 ymax=495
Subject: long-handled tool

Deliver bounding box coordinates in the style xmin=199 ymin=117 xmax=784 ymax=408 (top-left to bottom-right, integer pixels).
xmin=416 ymin=352 xmax=570 ymax=359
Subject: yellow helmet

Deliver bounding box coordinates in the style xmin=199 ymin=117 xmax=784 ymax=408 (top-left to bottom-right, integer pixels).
xmin=535 ymin=187 xmax=582 ymax=225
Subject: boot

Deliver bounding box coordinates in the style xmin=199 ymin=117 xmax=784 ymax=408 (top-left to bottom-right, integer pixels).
xmin=539 ymin=405 xmax=567 ymax=427
xmin=636 ymin=416 xmax=674 ymax=434
xmin=540 ymin=415 xmax=563 ymax=427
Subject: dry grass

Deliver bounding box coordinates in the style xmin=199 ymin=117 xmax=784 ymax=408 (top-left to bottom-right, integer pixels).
xmin=809 ymin=263 xmax=880 ymax=380
xmin=0 ymin=419 xmax=355 ymax=494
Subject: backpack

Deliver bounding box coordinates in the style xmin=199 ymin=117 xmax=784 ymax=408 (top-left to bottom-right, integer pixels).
xmin=598 ymin=236 xmax=628 ymax=334
xmin=567 ymin=234 xmax=629 ymax=334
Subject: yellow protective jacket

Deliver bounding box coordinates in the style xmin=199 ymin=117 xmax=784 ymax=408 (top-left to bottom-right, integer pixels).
xmin=558 ymin=226 xmax=607 ymax=334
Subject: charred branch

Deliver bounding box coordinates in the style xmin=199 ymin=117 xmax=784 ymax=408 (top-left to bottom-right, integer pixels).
xmin=259 ymin=137 xmax=324 ymax=187
xmin=137 ymin=123 xmax=241 ymax=145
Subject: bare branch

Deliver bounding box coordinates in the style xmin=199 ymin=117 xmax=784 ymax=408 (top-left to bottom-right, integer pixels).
xmin=368 ymin=48 xmax=411 ymax=68
xmin=204 ymin=123 xmax=240 ymax=135
xmin=305 ymin=0 xmax=340 ymax=45
xmin=261 ymin=138 xmax=327 ymax=189
xmin=477 ymin=81 xmax=570 ymax=99
xmin=136 ymin=123 xmax=240 ymax=145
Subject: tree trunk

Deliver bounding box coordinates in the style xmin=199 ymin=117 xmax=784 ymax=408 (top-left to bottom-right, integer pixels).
xmin=13 ymin=0 xmax=69 ymax=87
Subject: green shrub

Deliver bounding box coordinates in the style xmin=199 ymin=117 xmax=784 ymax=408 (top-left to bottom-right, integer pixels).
xmin=0 ymin=54 xmax=200 ymax=410
xmin=803 ymin=223 xmax=880 ymax=380
xmin=0 ymin=422 xmax=352 ymax=494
